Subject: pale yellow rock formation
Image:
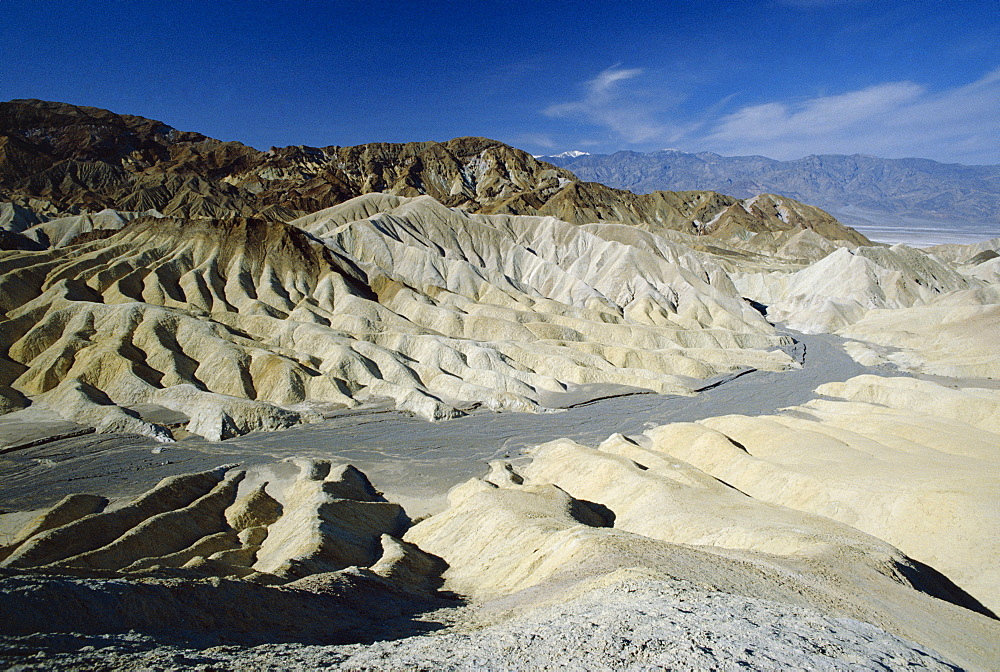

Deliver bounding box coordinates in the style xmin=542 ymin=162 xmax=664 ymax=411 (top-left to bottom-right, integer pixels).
xmin=0 ymin=459 xmax=421 ymax=589
xmin=730 ymin=239 xmax=1000 ymax=382
xmin=734 ymin=244 xmax=979 ymax=334
xmin=251 ymin=461 xmax=408 ymax=578
xmin=813 ymin=241 xmax=1000 ymax=379
xmin=18 ymin=208 xmax=158 ymax=248
xmin=1 ymin=467 xmax=232 ymax=569
xmin=925 ymin=237 xmax=1000 ymax=264
xmin=839 ymin=287 xmax=1000 ymax=378
xmin=0 ymin=195 xmax=798 ymax=439
xmin=0 ymin=460 xmax=452 ymax=647
xmin=968 ymin=255 xmax=1000 ymax=283
xmin=2 ymin=445 xmax=997 ymax=668
xmin=405 ymin=446 xmax=999 ymax=670
xmin=0 ymin=493 xmax=106 ymax=561
xmin=641 ymin=375 xmax=1000 ymax=615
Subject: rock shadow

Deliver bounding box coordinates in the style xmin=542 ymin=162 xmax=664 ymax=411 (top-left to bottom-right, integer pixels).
xmin=743 ymin=297 xmax=769 ymax=317
xmin=0 ymin=566 xmax=463 ymax=647
xmin=895 ymin=557 xmax=998 ymax=620
xmin=569 ymin=498 xmax=616 ymax=528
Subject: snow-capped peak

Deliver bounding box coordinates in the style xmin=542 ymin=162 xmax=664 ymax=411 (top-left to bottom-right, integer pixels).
xmin=551 ymin=150 xmax=590 ymax=158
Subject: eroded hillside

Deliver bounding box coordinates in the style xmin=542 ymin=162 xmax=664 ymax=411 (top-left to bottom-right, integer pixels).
xmin=0 ymin=99 xmax=868 ymax=244
xmin=0 ymin=195 xmax=807 ymax=442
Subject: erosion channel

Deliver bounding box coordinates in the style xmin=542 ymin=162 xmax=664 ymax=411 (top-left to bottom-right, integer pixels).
xmin=0 ymin=328 xmax=896 ymax=517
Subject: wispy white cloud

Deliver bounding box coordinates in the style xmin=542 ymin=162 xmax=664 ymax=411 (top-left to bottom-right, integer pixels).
xmin=701 ymin=69 xmax=1000 ymax=162
xmin=510 ymin=133 xmax=557 ymax=149
xmin=543 ymin=66 xmax=689 ymax=144
xmin=543 ymin=67 xmax=1000 ymax=163
xmin=703 ymin=82 xmax=925 ymax=145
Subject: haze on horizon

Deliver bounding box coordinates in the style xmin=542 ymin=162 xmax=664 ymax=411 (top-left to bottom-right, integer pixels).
xmin=2 ymin=0 xmax=998 ymax=165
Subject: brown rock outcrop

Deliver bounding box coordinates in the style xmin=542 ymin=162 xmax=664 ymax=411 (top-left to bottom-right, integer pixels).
xmin=1 ymin=99 xmax=867 ymax=245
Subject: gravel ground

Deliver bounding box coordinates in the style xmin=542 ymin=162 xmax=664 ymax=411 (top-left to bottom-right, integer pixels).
xmin=0 ymin=577 xmax=959 ymax=671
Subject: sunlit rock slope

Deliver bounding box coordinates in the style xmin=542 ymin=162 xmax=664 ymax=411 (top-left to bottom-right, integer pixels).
xmin=406 ymin=373 xmax=1000 ymax=669
xmin=0 ymin=458 xmax=451 ymax=645
xmin=0 ymin=194 xmax=805 ymax=441
xmin=733 ymin=238 xmax=1000 ymax=378
xmin=0 ymin=99 xmax=883 ymax=441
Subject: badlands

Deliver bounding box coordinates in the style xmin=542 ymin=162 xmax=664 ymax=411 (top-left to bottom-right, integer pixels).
xmin=0 ymin=99 xmax=998 ymax=670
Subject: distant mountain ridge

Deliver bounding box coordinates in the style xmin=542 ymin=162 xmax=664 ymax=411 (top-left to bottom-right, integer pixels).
xmin=542 ymin=149 xmax=1000 ymax=230
xmin=0 ymin=99 xmax=867 ymax=246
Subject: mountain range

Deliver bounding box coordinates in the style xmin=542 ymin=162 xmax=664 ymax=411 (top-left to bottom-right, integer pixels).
xmin=542 ymin=149 xmax=1000 ymax=235
xmin=0 ymin=99 xmax=867 ymax=248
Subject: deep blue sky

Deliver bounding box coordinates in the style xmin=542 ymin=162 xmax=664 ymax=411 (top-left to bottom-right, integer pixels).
xmin=2 ymin=0 xmax=998 ymax=163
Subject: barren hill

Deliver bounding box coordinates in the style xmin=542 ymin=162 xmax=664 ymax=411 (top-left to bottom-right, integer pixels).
xmin=0 ymin=99 xmax=867 ymax=245
xmin=0 ymin=194 xmax=804 ymax=442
